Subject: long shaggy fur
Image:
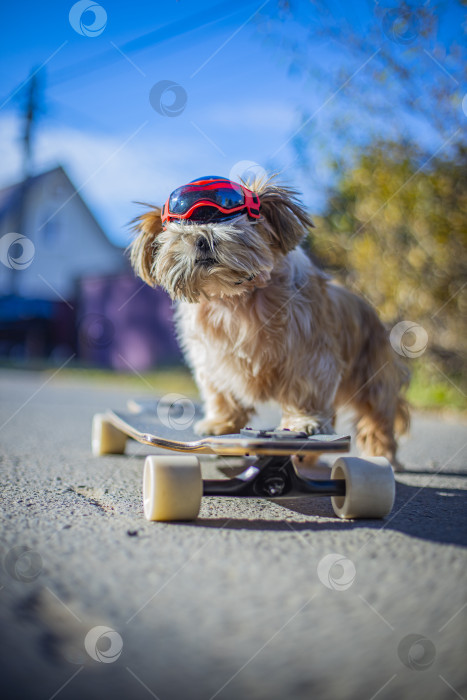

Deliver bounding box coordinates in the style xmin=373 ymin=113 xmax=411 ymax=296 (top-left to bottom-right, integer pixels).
xmin=130 ymin=177 xmax=410 ymax=469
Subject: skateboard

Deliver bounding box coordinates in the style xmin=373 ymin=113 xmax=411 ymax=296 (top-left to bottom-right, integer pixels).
xmin=92 ymin=397 xmax=395 ymax=522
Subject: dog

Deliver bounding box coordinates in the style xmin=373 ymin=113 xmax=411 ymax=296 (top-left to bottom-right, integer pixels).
xmin=130 ymin=176 xmax=410 ymax=469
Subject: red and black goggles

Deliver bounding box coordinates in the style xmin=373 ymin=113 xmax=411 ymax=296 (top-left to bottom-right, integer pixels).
xmin=161 ymin=176 xmax=261 ymax=227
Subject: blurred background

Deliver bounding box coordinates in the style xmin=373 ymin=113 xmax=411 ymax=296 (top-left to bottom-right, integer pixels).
xmin=0 ymin=0 xmax=465 ymax=409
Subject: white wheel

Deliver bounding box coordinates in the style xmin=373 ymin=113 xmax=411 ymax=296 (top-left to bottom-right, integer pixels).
xmin=331 ymin=456 xmax=395 ymax=519
xmin=143 ymin=456 xmax=202 ymax=522
xmin=92 ymin=413 xmax=127 ymax=456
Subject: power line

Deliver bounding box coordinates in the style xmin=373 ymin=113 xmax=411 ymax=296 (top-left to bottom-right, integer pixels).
xmin=48 ymin=0 xmax=256 ymax=87
xmin=1 ymin=0 xmax=258 ymax=112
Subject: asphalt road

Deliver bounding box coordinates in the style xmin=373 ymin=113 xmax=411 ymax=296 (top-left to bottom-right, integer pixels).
xmin=1 ymin=369 xmax=466 ymax=700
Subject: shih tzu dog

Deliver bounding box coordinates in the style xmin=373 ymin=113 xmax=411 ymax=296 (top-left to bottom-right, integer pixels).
xmin=130 ymin=175 xmax=410 ymax=468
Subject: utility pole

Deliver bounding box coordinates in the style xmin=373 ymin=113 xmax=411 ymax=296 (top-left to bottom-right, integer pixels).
xmin=11 ymin=69 xmax=42 ymax=297
xmin=22 ymin=69 xmax=42 ymax=178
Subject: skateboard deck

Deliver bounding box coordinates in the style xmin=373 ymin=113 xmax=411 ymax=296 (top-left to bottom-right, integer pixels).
xmin=105 ymin=397 xmax=351 ymax=457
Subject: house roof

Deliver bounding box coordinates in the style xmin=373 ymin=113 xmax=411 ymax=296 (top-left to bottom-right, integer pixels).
xmin=0 ymin=168 xmax=51 ymax=221
xmin=0 ymin=165 xmax=123 ymax=251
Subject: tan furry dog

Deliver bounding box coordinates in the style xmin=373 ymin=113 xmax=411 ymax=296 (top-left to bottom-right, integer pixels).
xmin=130 ymin=177 xmax=410 ymax=469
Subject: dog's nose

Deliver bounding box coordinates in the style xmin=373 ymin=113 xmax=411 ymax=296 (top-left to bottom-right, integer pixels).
xmin=196 ymin=236 xmax=210 ymax=253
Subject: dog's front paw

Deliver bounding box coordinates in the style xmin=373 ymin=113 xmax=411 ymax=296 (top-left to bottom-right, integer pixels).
xmin=195 ymin=417 xmax=240 ymax=436
xmin=279 ymin=414 xmax=336 ymax=436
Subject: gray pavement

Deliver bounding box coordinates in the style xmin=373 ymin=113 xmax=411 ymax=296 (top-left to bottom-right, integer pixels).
xmin=0 ymin=369 xmax=466 ymax=700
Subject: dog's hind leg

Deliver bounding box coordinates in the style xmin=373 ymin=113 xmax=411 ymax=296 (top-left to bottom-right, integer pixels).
xmin=355 ymin=404 xmax=397 ymax=462
xmin=352 ymin=376 xmax=409 ymax=472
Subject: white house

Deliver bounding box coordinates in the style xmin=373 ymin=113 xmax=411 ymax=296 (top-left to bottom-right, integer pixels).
xmin=0 ymin=166 xmax=126 ymax=301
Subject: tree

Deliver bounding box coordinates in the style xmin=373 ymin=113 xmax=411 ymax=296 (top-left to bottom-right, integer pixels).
xmin=310 ymin=139 xmax=466 ymax=376
xmin=258 ymin=1 xmax=466 ymax=173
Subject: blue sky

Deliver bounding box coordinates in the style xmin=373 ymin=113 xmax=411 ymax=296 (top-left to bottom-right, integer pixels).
xmin=0 ymin=0 xmax=464 ymax=244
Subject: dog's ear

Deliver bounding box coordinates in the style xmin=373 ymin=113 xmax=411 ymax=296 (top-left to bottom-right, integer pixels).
xmin=255 ymin=181 xmax=314 ymax=254
xmin=128 ymin=205 xmax=163 ymax=286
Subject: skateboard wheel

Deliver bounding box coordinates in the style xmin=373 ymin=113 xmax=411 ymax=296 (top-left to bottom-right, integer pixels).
xmin=92 ymin=413 xmax=127 ymax=456
xmin=331 ymin=456 xmax=395 ymax=519
xmin=143 ymin=456 xmax=202 ymax=522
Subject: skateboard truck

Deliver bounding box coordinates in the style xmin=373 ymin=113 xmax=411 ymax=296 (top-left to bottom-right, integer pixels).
xmin=203 ymin=455 xmax=346 ymax=499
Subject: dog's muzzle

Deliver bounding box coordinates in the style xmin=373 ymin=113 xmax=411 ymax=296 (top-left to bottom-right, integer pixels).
xmin=195 ymin=236 xmax=217 ymax=266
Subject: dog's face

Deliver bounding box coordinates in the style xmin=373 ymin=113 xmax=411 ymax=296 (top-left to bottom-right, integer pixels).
xmin=130 ymin=180 xmax=314 ymax=303
xmin=140 ymin=216 xmax=275 ymax=303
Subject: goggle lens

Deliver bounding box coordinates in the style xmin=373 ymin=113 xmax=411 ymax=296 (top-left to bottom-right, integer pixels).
xmin=169 ymin=186 xmax=245 ymax=215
